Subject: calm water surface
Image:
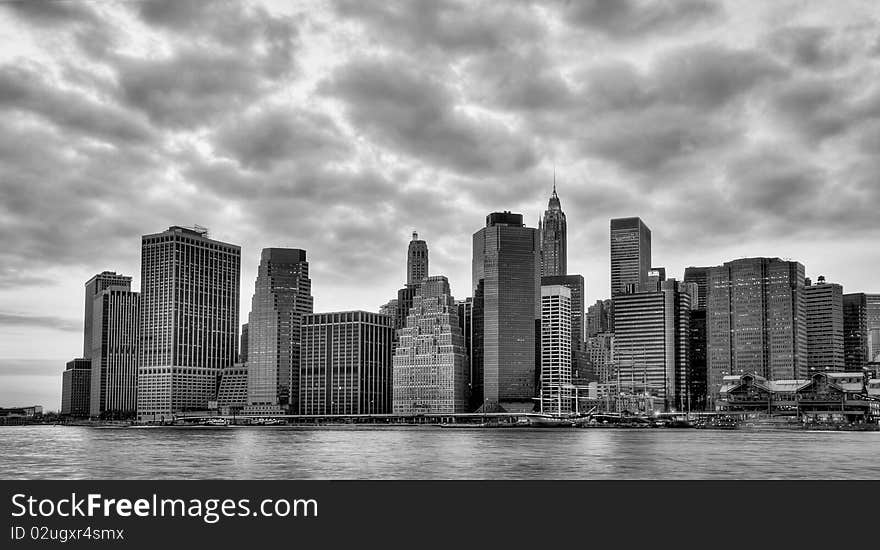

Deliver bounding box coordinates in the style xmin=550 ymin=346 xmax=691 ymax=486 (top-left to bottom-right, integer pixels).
xmin=2 ymin=426 xmax=879 ymax=479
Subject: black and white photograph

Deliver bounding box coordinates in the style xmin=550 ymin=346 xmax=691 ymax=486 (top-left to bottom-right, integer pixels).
xmin=1 ymin=1 xmax=880 ymax=544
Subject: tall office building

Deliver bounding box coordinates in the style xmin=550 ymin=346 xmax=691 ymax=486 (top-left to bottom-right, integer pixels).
xmin=869 ymin=295 xmax=880 ymax=362
xmin=407 ymin=232 xmax=428 ymax=286
xmin=587 ymin=333 xmax=615 ymax=384
xmin=456 ymin=298 xmax=475 ymax=398
xmin=805 ymin=276 xmax=844 ymax=372
xmin=539 ymin=181 xmax=567 ymax=277
xmin=83 ymin=271 xmax=131 ymax=359
xmin=646 ymin=267 xmax=666 ymax=292
xmin=688 ymin=309 xmax=708 ymax=411
xmin=540 ymin=285 xmax=572 ymax=414
xmin=137 ymin=226 xmax=240 ymax=421
xmin=843 ymin=293 xmax=880 ymax=369
xmin=706 ymin=258 xmax=807 ymax=403
xmin=89 ymin=286 xmax=140 ymax=418
xmin=683 ymin=266 xmax=710 ymax=310
xmin=246 ymin=248 xmax=313 ymax=414
xmin=300 ymin=311 xmax=394 ymax=415
xmin=610 ymin=217 xmax=651 ymax=297
xmin=61 ymin=358 xmax=91 ymax=417
xmin=613 ymin=280 xmax=691 ymax=412
xmin=472 ymin=211 xmax=541 ymax=412
xmin=393 ymin=276 xmax=469 ymax=414
xmin=587 ymin=299 xmax=612 ymax=338
xmin=542 ymin=274 xmax=585 ymax=378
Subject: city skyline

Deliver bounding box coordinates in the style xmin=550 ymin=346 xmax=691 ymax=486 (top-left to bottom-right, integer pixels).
xmin=3 ymin=0 xmax=880 ymax=409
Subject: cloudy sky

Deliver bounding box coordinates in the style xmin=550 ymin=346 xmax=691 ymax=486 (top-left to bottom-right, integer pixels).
xmin=1 ymin=0 xmax=879 ymax=408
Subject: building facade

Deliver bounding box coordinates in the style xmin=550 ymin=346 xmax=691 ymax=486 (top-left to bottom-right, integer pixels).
xmin=613 ymin=280 xmax=691 ymax=412
xmin=587 ymin=299 xmax=612 ymax=338
xmin=246 ymin=248 xmax=313 ymax=414
xmin=587 ymin=333 xmax=616 ymax=384
xmin=83 ymin=271 xmax=132 ymax=359
xmin=90 ymin=286 xmax=140 ymax=418
xmin=706 ymin=257 xmax=807 ymax=405
xmin=805 ymin=277 xmax=845 ymax=373
xmin=137 ymin=226 xmax=240 ymax=421
xmin=472 ymin=211 xmax=541 ymax=412
xmin=393 ymin=276 xmax=469 ymax=414
xmin=300 ymin=311 xmax=394 ymax=415
xmin=610 ymin=217 xmax=651 ymax=297
xmin=61 ymin=358 xmax=91 ymax=417
xmin=539 ymin=183 xmax=567 ymax=277
xmin=540 ymin=285 xmax=572 ymax=414
xmin=683 ymin=266 xmax=710 ymax=310
xmin=542 ymin=274 xmax=585 ymax=377
xmin=216 ymin=363 xmax=249 ymax=415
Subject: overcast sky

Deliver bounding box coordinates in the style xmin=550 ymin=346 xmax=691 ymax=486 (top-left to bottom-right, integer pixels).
xmin=1 ymin=0 xmax=879 ymax=408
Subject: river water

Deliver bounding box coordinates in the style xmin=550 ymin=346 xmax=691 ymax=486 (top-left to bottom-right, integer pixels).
xmin=2 ymin=425 xmax=879 ymax=479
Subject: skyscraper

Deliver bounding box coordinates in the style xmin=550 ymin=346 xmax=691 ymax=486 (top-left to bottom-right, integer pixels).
xmin=472 ymin=212 xmax=541 ymax=412
xmin=239 ymin=323 xmax=249 ymax=363
xmin=299 ymin=311 xmax=394 ymax=415
xmin=540 ymin=180 xmax=567 ymax=277
xmin=805 ymin=276 xmax=844 ymax=372
xmin=89 ymin=285 xmax=140 ymax=418
xmin=61 ymin=358 xmax=91 ymax=417
xmin=407 ymin=231 xmax=428 ymax=286
xmin=683 ymin=266 xmax=710 ymax=310
xmin=83 ymin=271 xmax=131 ymax=359
xmin=843 ymin=293 xmax=880 ymax=369
xmin=706 ymin=258 xmax=807 ymax=404
xmin=613 ymin=280 xmax=691 ymax=412
xmin=542 ymin=274 xmax=585 ymax=379
xmin=610 ymin=217 xmax=651 ymax=297
xmin=393 ymin=276 xmax=469 ymax=414
xmin=540 ymin=285 xmax=572 ymax=414
xmin=246 ymin=248 xmax=313 ymax=414
xmin=586 ymin=299 xmax=612 ymax=338
xmin=137 ymin=226 xmax=240 ymax=422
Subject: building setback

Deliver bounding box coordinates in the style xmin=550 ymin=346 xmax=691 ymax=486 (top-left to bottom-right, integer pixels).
xmin=246 ymin=248 xmax=313 ymax=414
xmin=610 ymin=217 xmax=651 ymax=297
xmin=587 ymin=299 xmax=612 ymax=338
xmin=613 ymin=280 xmax=691 ymax=412
xmin=61 ymin=358 xmax=91 ymax=417
xmin=90 ymin=286 xmax=140 ymax=418
xmin=540 ymin=285 xmax=572 ymax=414
xmin=137 ymin=226 xmax=240 ymax=421
xmin=472 ymin=211 xmax=541 ymax=413
xmin=539 ymin=182 xmax=567 ymax=277
xmin=805 ymin=277 xmax=845 ymax=373
xmin=300 ymin=311 xmax=394 ymax=415
xmin=706 ymin=257 xmax=807 ymax=405
xmin=393 ymin=276 xmax=469 ymax=414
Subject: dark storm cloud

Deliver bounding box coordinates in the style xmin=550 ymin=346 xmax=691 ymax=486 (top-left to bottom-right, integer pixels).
xmin=771 ymin=78 xmax=880 ymax=144
xmin=0 ymin=312 xmax=79 ymax=332
xmin=560 ymin=44 xmax=785 ymax=175
xmin=323 ymin=56 xmax=538 ymax=175
xmin=0 ymin=63 xmax=156 ymax=146
xmin=766 ymin=26 xmax=845 ymax=70
xmin=333 ymin=0 xmax=544 ymax=55
xmin=558 ymin=0 xmax=722 ymax=38
xmin=213 ymin=107 xmax=352 ymax=171
xmin=4 ymin=0 xmax=98 ymax=26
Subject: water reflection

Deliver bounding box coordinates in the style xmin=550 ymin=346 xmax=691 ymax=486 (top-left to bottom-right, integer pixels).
xmin=1 ymin=426 xmax=878 ymax=480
